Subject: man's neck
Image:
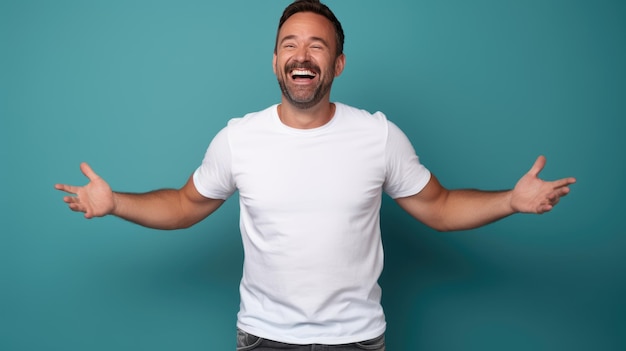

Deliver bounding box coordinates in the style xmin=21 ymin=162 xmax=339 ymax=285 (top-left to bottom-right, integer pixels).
xmin=277 ymin=100 xmax=336 ymax=129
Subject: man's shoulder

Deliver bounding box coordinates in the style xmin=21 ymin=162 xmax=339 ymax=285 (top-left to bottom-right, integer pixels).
xmin=226 ymin=104 xmax=278 ymax=129
xmin=335 ymin=102 xmax=388 ymax=125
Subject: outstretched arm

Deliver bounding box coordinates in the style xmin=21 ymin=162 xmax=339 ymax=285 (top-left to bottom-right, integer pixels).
xmin=54 ymin=162 xmax=224 ymax=230
xmin=395 ymin=156 xmax=576 ymax=232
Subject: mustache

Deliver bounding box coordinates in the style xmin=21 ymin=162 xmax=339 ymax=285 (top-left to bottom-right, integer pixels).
xmin=284 ymin=61 xmax=320 ymax=74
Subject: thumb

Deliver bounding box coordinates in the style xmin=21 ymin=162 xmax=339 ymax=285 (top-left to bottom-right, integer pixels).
xmin=528 ymin=155 xmax=547 ymax=177
xmin=80 ymin=162 xmax=100 ymax=181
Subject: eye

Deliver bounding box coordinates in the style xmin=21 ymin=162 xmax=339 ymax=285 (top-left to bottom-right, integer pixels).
xmin=309 ymin=42 xmax=328 ymax=51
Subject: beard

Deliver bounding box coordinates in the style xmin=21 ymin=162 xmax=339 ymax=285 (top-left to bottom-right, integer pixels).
xmin=276 ymin=61 xmax=335 ymax=110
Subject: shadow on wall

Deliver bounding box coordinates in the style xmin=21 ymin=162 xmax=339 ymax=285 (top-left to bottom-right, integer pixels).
xmin=380 ymin=196 xmax=476 ymax=348
xmin=378 ymin=196 xmax=619 ymax=351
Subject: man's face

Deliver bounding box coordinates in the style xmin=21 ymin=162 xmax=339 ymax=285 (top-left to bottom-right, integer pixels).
xmin=273 ymin=12 xmax=345 ymax=110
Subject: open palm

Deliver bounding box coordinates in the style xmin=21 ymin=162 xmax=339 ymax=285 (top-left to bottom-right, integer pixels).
xmin=511 ymin=156 xmax=576 ymax=214
xmin=55 ymin=163 xmax=115 ymax=219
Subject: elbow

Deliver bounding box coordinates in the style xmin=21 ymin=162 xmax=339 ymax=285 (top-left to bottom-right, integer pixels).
xmin=428 ymin=222 xmax=455 ymax=233
xmin=427 ymin=219 xmax=483 ymax=233
xmin=172 ymin=218 xmax=199 ymax=230
xmin=150 ymin=217 xmax=198 ymax=231
xmin=419 ymin=211 xmax=455 ymax=232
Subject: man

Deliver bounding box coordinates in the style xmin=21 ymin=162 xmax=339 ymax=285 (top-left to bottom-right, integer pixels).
xmin=55 ymin=0 xmax=576 ymax=350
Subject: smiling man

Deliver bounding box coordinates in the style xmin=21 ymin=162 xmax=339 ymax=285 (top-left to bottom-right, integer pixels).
xmin=274 ymin=9 xmax=344 ymax=117
xmin=55 ymin=0 xmax=576 ymax=350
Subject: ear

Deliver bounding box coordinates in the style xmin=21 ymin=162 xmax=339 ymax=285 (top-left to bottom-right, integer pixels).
xmin=272 ymin=53 xmax=277 ymax=75
xmin=334 ymin=53 xmax=346 ymax=77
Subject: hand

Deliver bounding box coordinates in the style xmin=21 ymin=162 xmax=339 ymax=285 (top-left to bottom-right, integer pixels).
xmin=55 ymin=163 xmax=115 ymax=219
xmin=510 ymin=156 xmax=576 ymax=214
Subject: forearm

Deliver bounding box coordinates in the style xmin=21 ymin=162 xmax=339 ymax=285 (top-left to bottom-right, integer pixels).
xmin=397 ymin=179 xmax=517 ymax=232
xmin=112 ymin=189 xmax=193 ymax=230
xmin=396 ymin=158 xmax=575 ymax=232
xmin=436 ymin=189 xmax=516 ymax=231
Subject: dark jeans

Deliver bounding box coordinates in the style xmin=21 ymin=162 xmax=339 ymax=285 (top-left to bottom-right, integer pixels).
xmin=236 ymin=328 xmax=385 ymax=351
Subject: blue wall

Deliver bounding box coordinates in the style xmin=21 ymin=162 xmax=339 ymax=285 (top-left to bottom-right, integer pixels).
xmin=2 ymin=0 xmax=624 ymax=350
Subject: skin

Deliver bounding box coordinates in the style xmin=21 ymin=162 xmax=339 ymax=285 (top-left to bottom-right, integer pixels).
xmin=273 ymin=12 xmax=345 ymax=126
xmin=55 ymin=11 xmax=576 ymax=232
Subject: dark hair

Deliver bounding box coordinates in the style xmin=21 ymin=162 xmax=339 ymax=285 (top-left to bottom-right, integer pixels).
xmin=275 ymin=0 xmax=345 ymax=57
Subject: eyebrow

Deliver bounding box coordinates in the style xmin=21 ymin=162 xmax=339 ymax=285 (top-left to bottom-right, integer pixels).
xmin=279 ymin=34 xmax=330 ymax=48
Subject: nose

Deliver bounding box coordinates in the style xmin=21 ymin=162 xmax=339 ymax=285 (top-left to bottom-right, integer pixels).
xmin=293 ymin=46 xmax=311 ymax=62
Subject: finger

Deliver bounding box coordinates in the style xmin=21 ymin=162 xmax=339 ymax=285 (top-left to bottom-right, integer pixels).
xmin=64 ymin=195 xmax=93 ymax=217
xmin=552 ymin=177 xmax=577 ymax=189
xmin=63 ymin=195 xmax=81 ymax=204
xmin=68 ymin=202 xmax=86 ymax=213
xmin=539 ymin=204 xmax=553 ymax=213
xmin=528 ymin=155 xmax=547 ymax=177
xmin=55 ymin=183 xmax=79 ymax=195
xmin=80 ymin=162 xmax=100 ymax=181
xmin=537 ymin=194 xmax=559 ymax=214
xmin=548 ymin=192 xmax=560 ymax=206
xmin=555 ymin=186 xmax=571 ymax=197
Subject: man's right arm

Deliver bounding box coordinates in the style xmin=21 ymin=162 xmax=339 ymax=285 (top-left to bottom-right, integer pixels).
xmin=55 ymin=162 xmax=224 ymax=230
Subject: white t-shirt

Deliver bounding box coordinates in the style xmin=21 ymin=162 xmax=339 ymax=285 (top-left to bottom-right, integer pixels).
xmin=193 ymin=102 xmax=431 ymax=344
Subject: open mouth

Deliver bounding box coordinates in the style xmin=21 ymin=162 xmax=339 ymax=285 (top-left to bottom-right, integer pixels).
xmin=290 ymin=69 xmax=317 ymax=80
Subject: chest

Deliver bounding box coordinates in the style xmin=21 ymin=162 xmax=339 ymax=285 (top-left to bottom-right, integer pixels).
xmin=231 ymin=131 xmax=386 ymax=214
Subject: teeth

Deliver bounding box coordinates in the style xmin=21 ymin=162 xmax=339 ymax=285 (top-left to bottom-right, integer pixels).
xmin=291 ymin=69 xmax=316 ymax=76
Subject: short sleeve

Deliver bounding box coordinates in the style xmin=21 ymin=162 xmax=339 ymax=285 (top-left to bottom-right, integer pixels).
xmin=383 ymin=121 xmax=431 ymax=198
xmin=192 ymin=127 xmax=237 ymax=200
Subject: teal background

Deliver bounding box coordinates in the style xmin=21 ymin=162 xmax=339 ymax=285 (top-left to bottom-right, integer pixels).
xmin=1 ymin=0 xmax=624 ymax=350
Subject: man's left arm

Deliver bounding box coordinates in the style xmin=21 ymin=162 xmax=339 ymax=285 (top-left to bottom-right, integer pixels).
xmin=395 ymin=156 xmax=576 ymax=232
